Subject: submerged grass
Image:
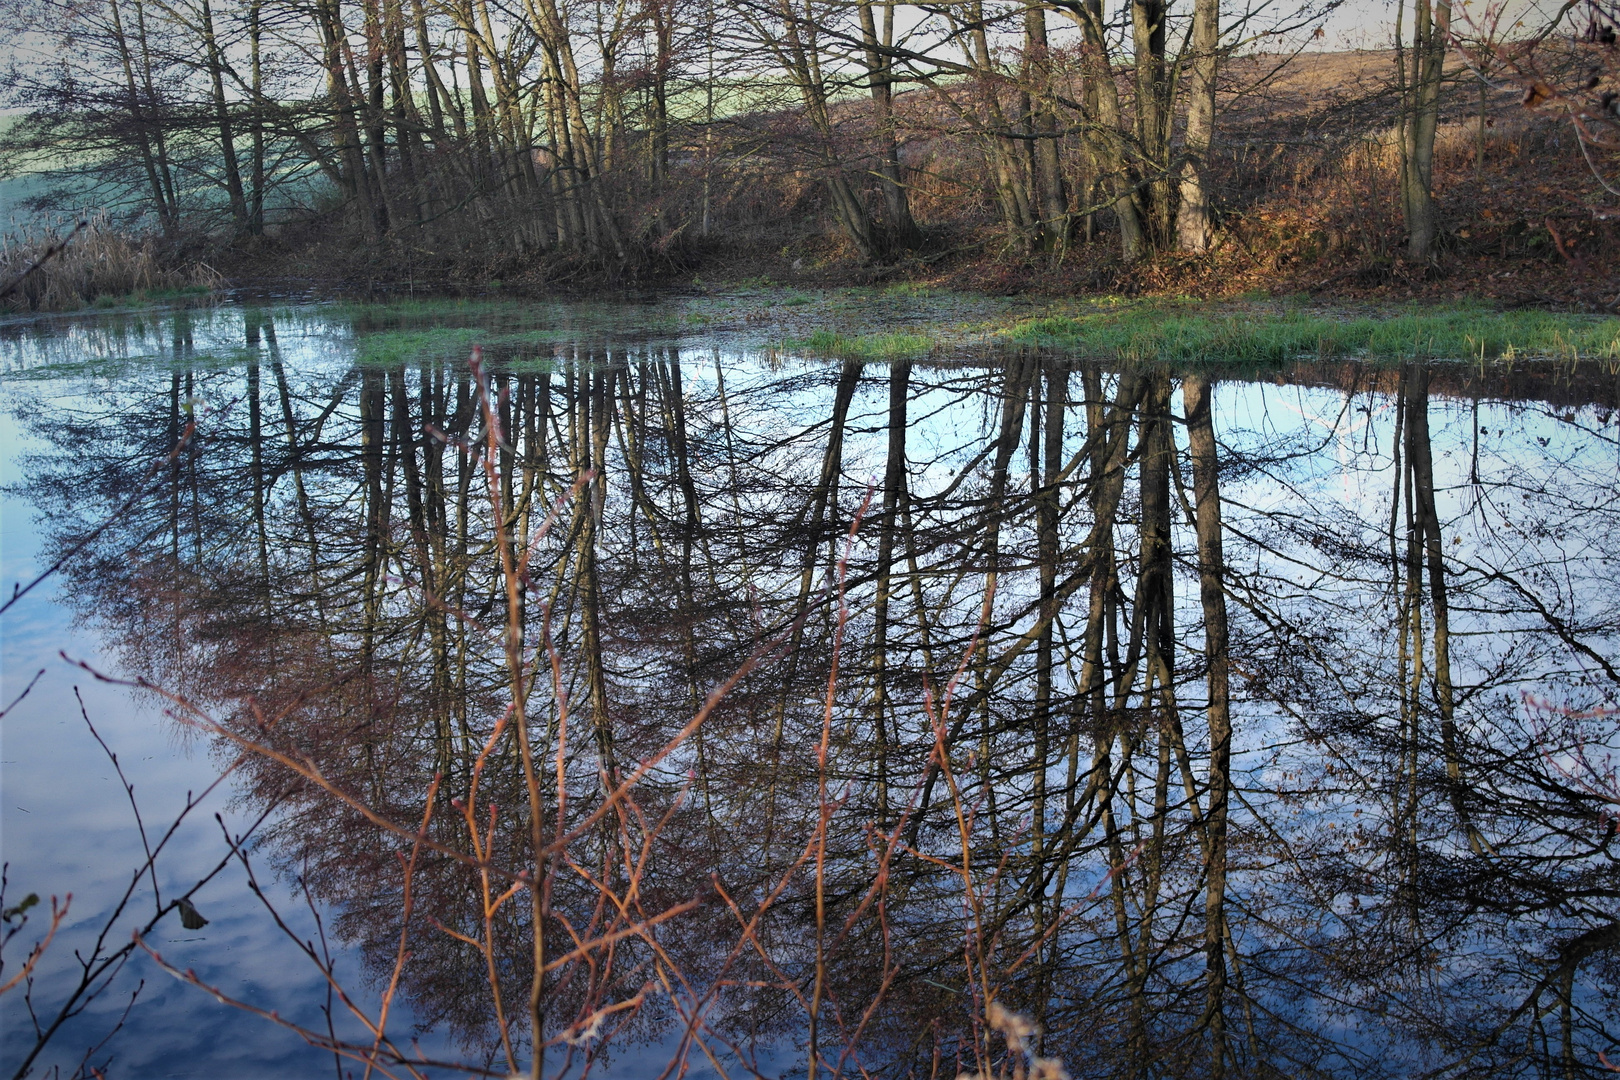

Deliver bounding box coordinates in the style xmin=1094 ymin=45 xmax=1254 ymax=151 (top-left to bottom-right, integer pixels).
xmin=355 ymin=326 xmax=519 ymax=366
xmin=88 ymin=284 xmax=214 ymax=310
xmin=353 ymin=326 xmax=602 ymax=368
xmin=327 ymin=296 xmax=687 ymax=366
xmin=9 ymin=293 xmax=1618 ymax=383
xmin=779 ymin=329 xmax=936 ymax=361
xmin=321 ymin=296 xmax=680 ymax=332
xmin=1001 ymin=304 xmax=1620 ymax=365
xmin=741 ymin=297 xmax=1620 ymax=369
xmin=2 ymin=345 xmax=261 ymax=382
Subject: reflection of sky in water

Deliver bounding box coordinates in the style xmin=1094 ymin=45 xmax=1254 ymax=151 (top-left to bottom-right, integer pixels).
xmin=1 ymin=366 xmax=419 ymax=1078
xmin=4 ymin=302 xmax=1619 ymax=1078
xmin=1216 ymin=379 xmax=1620 ymax=1073
xmin=0 ymin=308 xmax=890 ymax=1078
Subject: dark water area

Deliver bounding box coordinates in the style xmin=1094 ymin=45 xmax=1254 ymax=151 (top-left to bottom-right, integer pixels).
xmin=2 ymin=302 xmax=1619 ymax=1080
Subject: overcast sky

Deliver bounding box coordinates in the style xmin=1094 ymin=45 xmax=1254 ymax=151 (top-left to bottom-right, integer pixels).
xmin=1315 ymin=0 xmax=1580 ymax=50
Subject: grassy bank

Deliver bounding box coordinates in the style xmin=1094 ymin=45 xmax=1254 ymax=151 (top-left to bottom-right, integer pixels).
xmin=775 ymin=298 xmax=1620 ymax=367
xmin=1001 ymin=305 xmax=1620 ymax=365
xmin=235 ymin=294 xmax=1620 ymax=370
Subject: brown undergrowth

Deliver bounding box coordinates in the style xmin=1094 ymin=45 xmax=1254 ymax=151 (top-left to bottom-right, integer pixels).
xmin=921 ymin=110 xmax=1618 ymax=307
xmin=218 ymin=102 xmax=1617 ymax=309
xmin=0 ymin=213 xmax=220 ymax=312
xmin=12 ymin=48 xmax=1617 ymax=310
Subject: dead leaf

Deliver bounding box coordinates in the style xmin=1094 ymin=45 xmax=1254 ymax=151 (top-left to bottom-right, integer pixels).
xmin=176 ymin=898 xmax=208 ymax=930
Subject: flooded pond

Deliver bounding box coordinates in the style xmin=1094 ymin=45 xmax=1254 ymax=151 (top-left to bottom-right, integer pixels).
xmin=3 ymin=300 xmax=1619 ymax=1080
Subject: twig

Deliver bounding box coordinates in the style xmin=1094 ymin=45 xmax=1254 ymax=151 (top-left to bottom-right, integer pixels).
xmin=0 ymin=894 xmax=70 ymax=997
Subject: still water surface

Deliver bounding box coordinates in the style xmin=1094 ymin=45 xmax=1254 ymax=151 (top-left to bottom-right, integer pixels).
xmin=2 ymin=300 xmax=1618 ymax=1080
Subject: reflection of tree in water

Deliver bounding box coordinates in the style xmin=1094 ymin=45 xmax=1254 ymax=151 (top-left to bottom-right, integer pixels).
xmin=15 ymin=309 xmax=1620 ymax=1078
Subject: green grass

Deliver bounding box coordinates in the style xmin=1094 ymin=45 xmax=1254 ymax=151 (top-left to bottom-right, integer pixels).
xmin=354 ymin=327 xmax=496 ymax=366
xmin=1000 ymin=305 xmax=1620 ymax=366
xmin=330 ymin=298 xmax=1620 ymax=370
xmin=2 ymin=345 xmax=259 ymax=382
xmin=353 ymin=326 xmax=569 ymax=367
xmin=317 ymin=297 xmax=552 ymax=329
xmin=2 ymin=352 xmax=167 ymax=381
xmin=314 ymin=297 xmax=684 ymax=367
xmin=882 ymin=281 xmax=939 ymax=298
xmin=82 ymin=284 xmax=215 ymax=311
xmin=780 ymin=329 xmax=935 ymax=361
xmin=11 ymin=295 xmax=1617 ymax=386
xmin=318 ymin=296 xmax=683 ymax=337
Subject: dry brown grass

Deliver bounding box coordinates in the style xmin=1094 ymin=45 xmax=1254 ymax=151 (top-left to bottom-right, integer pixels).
xmin=0 ymin=214 xmax=219 ymax=312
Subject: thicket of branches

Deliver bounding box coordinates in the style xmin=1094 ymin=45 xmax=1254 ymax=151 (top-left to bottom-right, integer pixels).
xmin=1 ymin=0 xmax=1615 ymax=280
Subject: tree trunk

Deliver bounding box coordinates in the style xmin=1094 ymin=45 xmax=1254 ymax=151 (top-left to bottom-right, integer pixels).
xmin=871 ymin=359 xmax=910 ymax=824
xmin=1025 ymin=3 xmax=1068 ymax=248
xmin=1131 ymin=0 xmax=1171 ymax=246
xmin=1400 ymin=0 xmax=1449 ymax=261
xmin=200 ymin=0 xmax=250 ymax=232
xmin=1067 ymin=0 xmax=1146 ymax=258
xmin=1184 ymin=373 xmax=1231 ymax=1077
xmin=1176 ymin=0 xmax=1218 ymax=252
xmin=860 ymin=0 xmax=917 ymax=246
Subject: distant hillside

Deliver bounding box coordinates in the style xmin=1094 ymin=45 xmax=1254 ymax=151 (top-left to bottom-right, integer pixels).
xmin=0 ymin=176 xmax=56 ymax=241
